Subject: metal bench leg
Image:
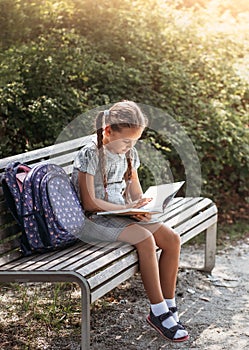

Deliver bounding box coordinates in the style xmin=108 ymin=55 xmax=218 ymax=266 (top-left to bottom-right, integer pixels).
xmin=203 ymin=222 xmax=217 ymax=273
xmin=79 ymin=281 xmax=91 ymax=350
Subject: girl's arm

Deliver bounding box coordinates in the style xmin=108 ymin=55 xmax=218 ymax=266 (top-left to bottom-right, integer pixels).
xmin=78 ymin=171 xmax=150 ymax=213
xmin=78 ymin=171 xmax=151 ymax=212
xmin=78 ymin=172 xmax=125 ymax=212
xmin=127 ymin=168 xmax=153 ymax=222
xmin=126 ymin=168 xmax=144 ymax=201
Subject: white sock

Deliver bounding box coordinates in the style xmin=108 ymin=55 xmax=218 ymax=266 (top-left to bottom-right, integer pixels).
xmin=151 ymin=300 xmax=169 ymax=316
xmin=165 ymin=297 xmax=179 ymax=322
xmin=150 ymin=301 xmax=188 ymax=339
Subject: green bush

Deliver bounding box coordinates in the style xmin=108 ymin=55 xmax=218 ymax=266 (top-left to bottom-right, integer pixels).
xmin=0 ymin=0 xmax=248 ymax=212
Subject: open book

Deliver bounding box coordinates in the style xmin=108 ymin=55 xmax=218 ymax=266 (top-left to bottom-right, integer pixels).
xmin=96 ymin=181 xmax=185 ymax=216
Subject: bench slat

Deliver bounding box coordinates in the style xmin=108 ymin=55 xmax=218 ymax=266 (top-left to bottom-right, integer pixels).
xmin=0 ymin=238 xmax=20 ymax=254
xmin=91 ymin=265 xmax=138 ymax=303
xmin=88 ymin=250 xmax=138 ymax=290
xmin=0 ymin=199 xmax=7 ymax=212
xmin=166 ymin=198 xmax=214 ymax=228
xmin=0 ymin=224 xmax=21 ymax=241
xmin=76 ymin=244 xmax=135 ymax=277
xmin=180 ymin=214 xmax=218 ymax=244
xmin=156 ymin=197 xmax=202 ymax=223
xmin=47 ymin=242 xmax=120 ymax=271
xmin=35 ymin=242 xmax=112 ymax=271
xmin=0 ymin=246 xmax=83 ymax=271
xmin=7 ymin=242 xmax=88 ymax=271
xmin=0 ymin=249 xmax=22 ymax=266
xmin=0 ymin=136 xmax=88 ymax=171
xmin=176 ymin=205 xmax=217 ymax=236
xmin=0 ymin=212 xmax=15 ymax=226
xmin=30 ymin=150 xmax=79 ymax=170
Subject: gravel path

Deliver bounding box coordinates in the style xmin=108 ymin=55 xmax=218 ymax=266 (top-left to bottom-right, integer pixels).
xmin=90 ymin=239 xmax=249 ymax=350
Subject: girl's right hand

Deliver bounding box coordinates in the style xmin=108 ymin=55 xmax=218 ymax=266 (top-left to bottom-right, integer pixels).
xmin=126 ymin=197 xmax=152 ymax=209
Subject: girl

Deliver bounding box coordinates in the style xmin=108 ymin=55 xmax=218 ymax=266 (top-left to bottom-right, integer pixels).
xmin=72 ymin=101 xmax=189 ymax=342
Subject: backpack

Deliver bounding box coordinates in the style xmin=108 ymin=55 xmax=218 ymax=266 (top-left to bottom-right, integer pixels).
xmin=1 ymin=161 xmax=85 ymax=256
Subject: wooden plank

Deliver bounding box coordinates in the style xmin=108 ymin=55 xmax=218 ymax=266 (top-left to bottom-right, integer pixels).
xmin=76 ymin=244 xmax=135 ymax=277
xmin=36 ymin=242 xmax=112 ymax=271
xmin=0 ymin=136 xmax=89 ymax=171
xmin=0 ymin=212 xmax=15 ymax=226
xmin=179 ymin=215 xmax=218 ymax=245
xmin=0 ymin=250 xmax=22 ymax=267
xmin=175 ymin=205 xmax=218 ymax=236
xmin=0 ymin=199 xmax=7 ymax=212
xmin=63 ymin=164 xmax=74 ymax=176
xmin=155 ymin=197 xmax=193 ymax=221
xmin=0 ymin=239 xmax=20 ymax=254
xmin=61 ymin=242 xmax=128 ymax=271
xmin=159 ymin=197 xmax=204 ymax=223
xmin=11 ymin=242 xmax=88 ymax=271
xmin=30 ymin=150 xmax=79 ymax=169
xmin=165 ymin=198 xmax=214 ymax=228
xmin=88 ymin=250 xmax=138 ymax=289
xmin=91 ymin=265 xmax=139 ymax=303
xmin=0 ymin=224 xmax=21 ymax=241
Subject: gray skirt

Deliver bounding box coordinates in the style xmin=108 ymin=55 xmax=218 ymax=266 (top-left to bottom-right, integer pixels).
xmin=76 ymin=214 xmax=160 ymax=244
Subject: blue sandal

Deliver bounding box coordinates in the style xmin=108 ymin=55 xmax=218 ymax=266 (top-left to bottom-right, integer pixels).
xmin=146 ymin=309 xmax=189 ymax=342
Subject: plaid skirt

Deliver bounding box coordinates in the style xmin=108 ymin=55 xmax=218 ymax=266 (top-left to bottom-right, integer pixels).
xmin=75 ymin=214 xmax=160 ymax=244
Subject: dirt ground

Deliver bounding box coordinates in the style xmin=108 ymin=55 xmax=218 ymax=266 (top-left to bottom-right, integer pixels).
xmin=89 ymin=239 xmax=249 ymax=350
xmin=0 ymin=238 xmax=249 ymax=350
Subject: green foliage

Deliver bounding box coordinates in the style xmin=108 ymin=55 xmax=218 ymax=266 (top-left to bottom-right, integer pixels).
xmin=0 ymin=0 xmax=248 ymax=210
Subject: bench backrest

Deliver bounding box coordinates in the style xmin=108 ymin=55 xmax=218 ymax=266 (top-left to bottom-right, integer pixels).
xmin=0 ymin=136 xmax=90 ymax=265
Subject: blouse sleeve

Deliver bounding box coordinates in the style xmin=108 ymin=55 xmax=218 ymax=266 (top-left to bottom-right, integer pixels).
xmin=131 ymin=147 xmax=140 ymax=170
xmin=73 ymin=145 xmax=99 ymax=176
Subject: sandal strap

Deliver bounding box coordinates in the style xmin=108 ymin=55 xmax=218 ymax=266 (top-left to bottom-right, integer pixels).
xmin=158 ymin=310 xmax=174 ymax=322
xmin=169 ymin=306 xmax=178 ymax=313
xmin=148 ymin=310 xmax=185 ymax=340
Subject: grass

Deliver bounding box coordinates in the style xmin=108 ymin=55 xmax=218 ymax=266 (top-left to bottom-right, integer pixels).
xmin=0 ymin=281 xmax=82 ymax=349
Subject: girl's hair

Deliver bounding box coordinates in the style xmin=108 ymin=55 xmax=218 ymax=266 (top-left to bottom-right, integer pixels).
xmin=96 ymin=101 xmax=148 ymax=201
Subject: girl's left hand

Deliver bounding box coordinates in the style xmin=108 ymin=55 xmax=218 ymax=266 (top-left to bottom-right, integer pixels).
xmin=131 ymin=212 xmax=152 ymax=222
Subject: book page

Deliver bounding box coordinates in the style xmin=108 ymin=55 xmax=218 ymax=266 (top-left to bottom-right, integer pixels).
xmin=96 ymin=181 xmax=184 ymax=216
xmin=142 ymin=181 xmax=185 ymax=211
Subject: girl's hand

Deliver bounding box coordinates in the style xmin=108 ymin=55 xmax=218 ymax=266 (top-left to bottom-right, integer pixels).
xmin=126 ymin=197 xmax=152 ymax=209
xmin=131 ymin=212 xmax=152 ymax=222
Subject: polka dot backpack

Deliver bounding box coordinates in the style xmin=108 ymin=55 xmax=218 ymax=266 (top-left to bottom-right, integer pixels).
xmin=1 ymin=162 xmax=84 ymax=256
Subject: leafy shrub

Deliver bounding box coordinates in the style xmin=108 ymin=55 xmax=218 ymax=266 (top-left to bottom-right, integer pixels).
xmin=0 ymin=0 xmax=248 ymax=211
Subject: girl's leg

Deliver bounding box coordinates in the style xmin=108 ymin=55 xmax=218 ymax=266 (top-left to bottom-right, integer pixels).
xmin=118 ymin=224 xmax=164 ymax=304
xmin=147 ymin=223 xmax=183 ymax=325
xmin=117 ymin=223 xmax=188 ymax=342
xmin=152 ymin=223 xmax=181 ymax=299
xmin=117 ymin=222 xmax=181 ymax=303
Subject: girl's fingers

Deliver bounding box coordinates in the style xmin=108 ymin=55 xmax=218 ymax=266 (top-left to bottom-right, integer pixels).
xmin=132 ymin=213 xmax=152 ymax=221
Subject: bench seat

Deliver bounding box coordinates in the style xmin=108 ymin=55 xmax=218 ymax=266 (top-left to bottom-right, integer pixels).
xmin=0 ymin=136 xmax=218 ymax=349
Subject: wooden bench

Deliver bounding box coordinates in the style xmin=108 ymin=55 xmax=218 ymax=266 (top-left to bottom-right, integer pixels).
xmin=0 ymin=136 xmax=218 ymax=349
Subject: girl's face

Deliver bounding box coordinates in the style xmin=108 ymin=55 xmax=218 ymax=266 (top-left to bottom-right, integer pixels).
xmin=103 ymin=126 xmax=144 ymax=154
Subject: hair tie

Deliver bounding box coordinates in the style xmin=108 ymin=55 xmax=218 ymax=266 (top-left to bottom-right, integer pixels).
xmin=104 ymin=109 xmax=109 ymax=117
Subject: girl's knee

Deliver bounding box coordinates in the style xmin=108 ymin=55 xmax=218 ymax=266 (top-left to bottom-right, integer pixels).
xmin=135 ymin=231 xmax=156 ymax=251
xmin=118 ymin=224 xmax=154 ymax=246
xmin=155 ymin=225 xmax=181 ymax=249
xmin=170 ymin=228 xmax=181 ymax=245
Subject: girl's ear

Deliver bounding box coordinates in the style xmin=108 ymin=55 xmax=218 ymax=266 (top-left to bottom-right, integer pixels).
xmin=104 ymin=125 xmax=112 ymax=136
